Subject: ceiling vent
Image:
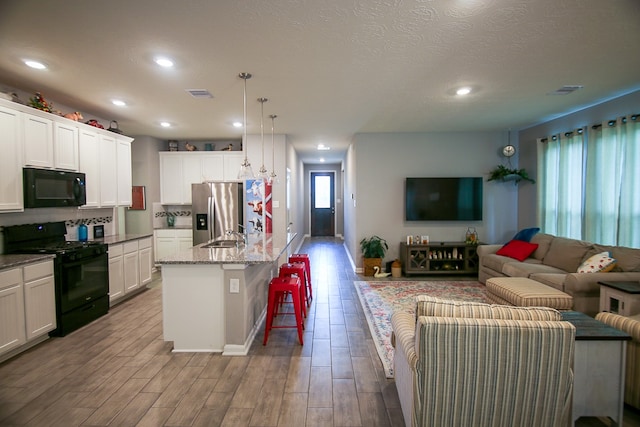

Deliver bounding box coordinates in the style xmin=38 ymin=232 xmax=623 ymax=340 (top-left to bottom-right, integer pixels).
xmin=548 ymin=85 xmax=584 ymax=95
xmin=185 ymin=89 xmax=214 ymax=98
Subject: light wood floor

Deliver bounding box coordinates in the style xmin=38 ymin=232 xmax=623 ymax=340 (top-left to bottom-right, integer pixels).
xmin=0 ymin=236 xmax=639 ymax=426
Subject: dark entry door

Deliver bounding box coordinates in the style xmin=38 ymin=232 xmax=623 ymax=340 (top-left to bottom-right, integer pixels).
xmin=311 ymin=172 xmax=335 ymax=236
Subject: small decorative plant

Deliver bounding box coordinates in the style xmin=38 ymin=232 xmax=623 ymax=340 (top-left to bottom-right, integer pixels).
xmin=360 ymin=235 xmax=389 ymax=276
xmin=487 ymin=165 xmax=535 ymax=184
xmin=360 ymin=235 xmax=388 ymax=258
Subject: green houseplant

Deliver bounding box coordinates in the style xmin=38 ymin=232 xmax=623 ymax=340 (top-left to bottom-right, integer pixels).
xmin=487 ymin=164 xmax=536 ymax=184
xmin=360 ymin=235 xmax=388 ymax=276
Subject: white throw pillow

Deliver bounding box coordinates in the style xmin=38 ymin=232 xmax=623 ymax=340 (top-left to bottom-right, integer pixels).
xmin=577 ymin=251 xmax=616 ymax=273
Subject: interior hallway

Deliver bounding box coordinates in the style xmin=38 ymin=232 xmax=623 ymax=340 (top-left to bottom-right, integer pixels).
xmin=0 ymin=237 xmax=638 ymax=426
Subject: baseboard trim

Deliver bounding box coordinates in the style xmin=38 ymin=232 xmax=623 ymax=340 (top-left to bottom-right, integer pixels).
xmin=222 ymin=307 xmax=267 ymax=356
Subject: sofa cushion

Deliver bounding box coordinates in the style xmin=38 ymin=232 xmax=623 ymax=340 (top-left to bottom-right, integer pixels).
xmin=502 ymin=261 xmax=566 ymax=278
xmin=577 ymin=251 xmax=617 ymax=273
xmin=543 ymin=237 xmax=593 ymax=272
xmin=415 ymin=295 xmax=562 ymax=321
xmin=512 ymin=227 xmax=540 ymax=242
xmin=482 ymin=253 xmax=521 ymax=273
xmin=529 ymin=273 xmax=566 ymax=292
xmin=496 ymin=240 xmax=539 ymax=261
xmin=594 ymin=245 xmax=640 ymax=272
xmin=530 ymin=233 xmax=554 ymax=260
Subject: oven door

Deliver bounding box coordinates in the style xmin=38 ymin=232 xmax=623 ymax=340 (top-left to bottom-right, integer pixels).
xmin=57 ymin=251 xmax=108 ymax=314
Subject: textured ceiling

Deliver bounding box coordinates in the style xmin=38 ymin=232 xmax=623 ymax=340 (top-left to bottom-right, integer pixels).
xmin=0 ymin=0 xmax=639 ymax=163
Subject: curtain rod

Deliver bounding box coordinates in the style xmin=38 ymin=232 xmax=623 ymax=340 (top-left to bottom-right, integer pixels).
xmin=540 ymin=113 xmax=639 ymax=141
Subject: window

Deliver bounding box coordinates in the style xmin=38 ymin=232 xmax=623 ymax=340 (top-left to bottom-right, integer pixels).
xmin=538 ymin=115 xmax=640 ymax=247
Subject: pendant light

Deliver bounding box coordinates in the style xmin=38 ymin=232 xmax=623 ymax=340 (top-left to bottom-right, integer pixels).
xmin=268 ymin=114 xmax=278 ymax=184
xmin=256 ymin=97 xmax=269 ymax=180
xmin=237 ymin=72 xmax=254 ymax=180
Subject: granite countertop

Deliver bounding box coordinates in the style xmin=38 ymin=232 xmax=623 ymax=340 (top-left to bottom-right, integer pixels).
xmin=93 ymin=234 xmax=153 ymax=245
xmin=154 ymin=226 xmax=193 ymax=230
xmin=158 ymin=233 xmax=297 ymax=265
xmin=0 ymin=253 xmax=56 ymax=271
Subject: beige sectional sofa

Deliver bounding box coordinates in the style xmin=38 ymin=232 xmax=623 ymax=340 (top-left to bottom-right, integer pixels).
xmin=478 ymin=233 xmax=640 ymax=316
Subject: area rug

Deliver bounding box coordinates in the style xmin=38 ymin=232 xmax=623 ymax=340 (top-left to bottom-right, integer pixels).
xmin=354 ymin=280 xmax=489 ymax=378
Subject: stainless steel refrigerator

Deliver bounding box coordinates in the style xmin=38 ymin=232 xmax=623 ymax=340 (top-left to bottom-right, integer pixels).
xmin=192 ymin=182 xmax=244 ymax=245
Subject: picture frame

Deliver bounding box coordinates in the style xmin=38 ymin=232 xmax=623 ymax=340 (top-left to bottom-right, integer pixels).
xmin=130 ymin=186 xmax=146 ymax=210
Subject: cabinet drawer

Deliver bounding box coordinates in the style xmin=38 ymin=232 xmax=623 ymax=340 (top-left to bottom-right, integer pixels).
xmin=108 ymin=243 xmax=123 ymax=258
xmin=0 ymin=268 xmax=22 ymax=288
xmin=23 ymin=260 xmax=54 ymax=282
xmin=138 ymin=237 xmax=152 ymax=249
xmin=123 ymin=241 xmax=138 ymax=254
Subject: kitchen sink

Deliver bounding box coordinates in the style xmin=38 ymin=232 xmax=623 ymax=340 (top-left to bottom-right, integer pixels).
xmin=202 ymin=240 xmax=240 ymax=248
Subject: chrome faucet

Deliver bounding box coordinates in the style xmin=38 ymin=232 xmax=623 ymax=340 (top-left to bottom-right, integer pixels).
xmin=226 ymin=229 xmax=246 ymax=247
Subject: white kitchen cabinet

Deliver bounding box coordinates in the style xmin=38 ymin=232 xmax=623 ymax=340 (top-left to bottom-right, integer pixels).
xmin=201 ymin=154 xmax=224 ymax=181
xmin=160 ymin=153 xmax=184 ymax=204
xmin=99 ymin=133 xmax=118 ymax=206
xmin=54 ymin=121 xmax=79 ymax=171
xmin=138 ymin=237 xmax=153 ymax=286
xmin=154 ymin=229 xmax=193 ymax=262
xmin=159 ymin=152 xmax=244 ymax=205
xmin=108 ymin=244 xmax=124 ymax=303
xmin=23 ymin=112 xmax=54 ymax=169
xmin=0 ymin=259 xmax=55 ymax=360
xmin=109 ymin=238 xmax=153 ymax=305
xmin=79 ymin=129 xmax=100 ymax=207
xmin=23 ymin=260 xmax=56 ymax=340
xmin=0 ymin=104 xmax=24 ymax=211
xmin=0 ymin=268 xmax=26 ymax=356
xmin=182 ymin=154 xmax=203 ymax=205
xmin=117 ymin=137 xmax=132 ymax=206
xmin=223 ymin=153 xmax=244 ymax=181
xmin=123 ymin=241 xmax=140 ymax=293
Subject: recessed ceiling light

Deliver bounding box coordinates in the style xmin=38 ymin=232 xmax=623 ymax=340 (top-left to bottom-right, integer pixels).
xmin=112 ymin=99 xmax=126 ymax=107
xmin=24 ymin=60 xmax=46 ymax=70
xmin=319 ymin=158 xmax=325 ymax=163
xmin=155 ymin=57 xmax=174 ymax=68
xmin=317 ymin=144 xmax=330 ymax=151
xmin=160 ymin=122 xmax=172 ymax=128
xmin=456 ymin=87 xmax=472 ymax=96
xmin=233 ymin=121 xmax=243 ymax=128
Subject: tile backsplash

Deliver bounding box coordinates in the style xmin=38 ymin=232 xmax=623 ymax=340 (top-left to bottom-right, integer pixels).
xmin=152 ymin=203 xmax=192 ymax=228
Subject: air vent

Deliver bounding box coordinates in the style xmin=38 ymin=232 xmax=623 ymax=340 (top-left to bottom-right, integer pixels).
xmin=185 ymin=89 xmax=214 ymax=98
xmin=548 ymin=85 xmax=584 ymax=95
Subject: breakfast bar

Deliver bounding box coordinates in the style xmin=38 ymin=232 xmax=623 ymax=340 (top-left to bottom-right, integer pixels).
xmin=157 ymin=233 xmax=296 ymax=355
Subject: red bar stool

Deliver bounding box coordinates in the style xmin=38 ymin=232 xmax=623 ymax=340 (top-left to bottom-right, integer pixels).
xmin=263 ymin=277 xmax=304 ymax=345
xmin=288 ymin=254 xmax=313 ymax=305
xmin=278 ymin=262 xmax=308 ymax=317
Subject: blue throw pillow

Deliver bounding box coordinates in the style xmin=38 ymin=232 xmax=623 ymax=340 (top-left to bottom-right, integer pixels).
xmin=512 ymin=227 xmax=540 ymax=242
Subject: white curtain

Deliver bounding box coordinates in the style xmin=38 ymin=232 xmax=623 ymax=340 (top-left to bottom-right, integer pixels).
xmin=537 ymin=132 xmax=585 ymax=239
xmin=539 ymin=114 xmax=640 ymax=247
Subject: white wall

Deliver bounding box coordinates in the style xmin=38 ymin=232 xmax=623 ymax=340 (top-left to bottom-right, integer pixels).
xmin=348 ymin=131 xmax=518 ymax=268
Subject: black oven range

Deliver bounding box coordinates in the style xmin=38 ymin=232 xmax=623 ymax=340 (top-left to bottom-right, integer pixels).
xmin=4 ymin=221 xmax=109 ymax=336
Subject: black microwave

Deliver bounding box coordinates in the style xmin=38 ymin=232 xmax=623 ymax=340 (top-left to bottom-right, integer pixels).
xmin=23 ymin=167 xmax=86 ymax=208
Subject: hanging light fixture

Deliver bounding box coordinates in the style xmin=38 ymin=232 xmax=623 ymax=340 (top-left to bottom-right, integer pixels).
xmin=268 ymin=114 xmax=278 ymax=184
xmin=237 ymin=72 xmax=255 ymax=180
xmin=256 ymin=97 xmax=269 ymax=180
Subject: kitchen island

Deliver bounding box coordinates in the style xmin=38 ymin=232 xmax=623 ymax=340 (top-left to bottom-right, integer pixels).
xmin=157 ymin=233 xmax=296 ymax=355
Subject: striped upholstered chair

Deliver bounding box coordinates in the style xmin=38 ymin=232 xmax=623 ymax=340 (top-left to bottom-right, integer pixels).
xmin=595 ymin=312 xmax=640 ymax=410
xmin=391 ymin=296 xmax=575 ymax=427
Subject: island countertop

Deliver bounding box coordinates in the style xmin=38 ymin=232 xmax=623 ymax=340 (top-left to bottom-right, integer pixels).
xmin=157 ymin=233 xmax=297 ymax=265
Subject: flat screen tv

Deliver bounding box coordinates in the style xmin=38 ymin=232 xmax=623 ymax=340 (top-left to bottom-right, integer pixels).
xmin=405 ymin=177 xmax=483 ymax=221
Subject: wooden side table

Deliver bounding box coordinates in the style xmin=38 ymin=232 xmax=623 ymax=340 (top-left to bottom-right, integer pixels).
xmin=599 ymin=280 xmax=640 ymax=316
xmin=562 ymin=311 xmax=631 ymax=426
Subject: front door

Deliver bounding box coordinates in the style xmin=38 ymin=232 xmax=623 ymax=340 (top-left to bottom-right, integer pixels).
xmin=311 ymin=172 xmax=335 ymax=236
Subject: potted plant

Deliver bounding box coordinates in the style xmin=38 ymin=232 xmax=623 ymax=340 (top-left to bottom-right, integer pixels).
xmin=487 ymin=164 xmax=536 ymax=184
xmin=360 ymin=235 xmax=388 ymax=276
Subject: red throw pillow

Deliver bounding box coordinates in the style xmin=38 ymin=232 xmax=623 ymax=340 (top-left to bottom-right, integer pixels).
xmin=496 ymin=240 xmax=539 ymax=262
